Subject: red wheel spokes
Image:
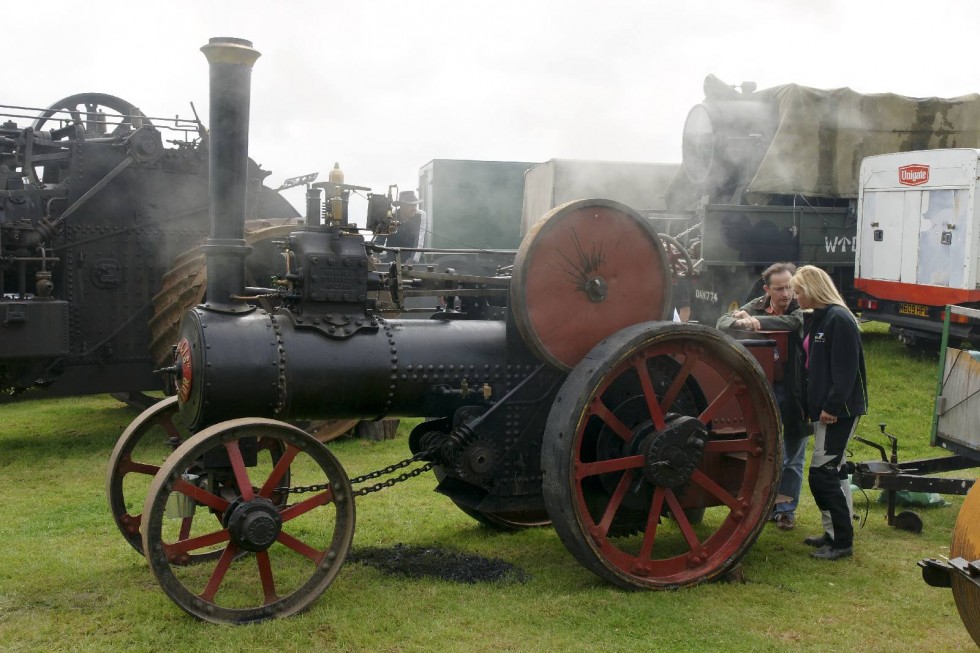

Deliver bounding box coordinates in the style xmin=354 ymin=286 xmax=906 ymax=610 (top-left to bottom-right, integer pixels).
xmin=697 ymin=374 xmax=739 ymax=424
xmin=576 ymin=455 xmax=644 ymax=479
xmin=173 ymin=478 xmax=230 ymax=512
xmin=259 ymin=445 xmax=300 ymax=498
xmin=142 ymin=420 xmax=356 ymax=623
xmin=256 ymin=551 xmax=278 ymax=604
xmin=225 ymin=441 xmax=255 ymax=501
xmin=155 ymin=414 xmax=181 ymax=440
xmin=178 ymin=517 xmax=193 ymax=541
xmin=596 ymin=470 xmax=637 ymax=539
xmin=689 ymin=469 xmax=741 ymax=510
xmin=118 ymin=455 xmax=161 ymax=478
xmin=199 ymin=543 xmax=239 ymax=601
xmin=663 ymin=488 xmax=700 ymax=550
xmin=634 ymin=358 xmax=668 ymax=431
xmin=168 ymin=473 xmax=330 ymax=604
xmin=281 ymin=489 xmax=335 ymax=523
xmin=165 ymin=528 xmax=231 ymax=558
xmin=119 ymin=410 xmax=181 ymax=482
xmin=638 ymin=486 xmax=667 ymax=560
xmin=657 ymin=349 xmax=699 ymax=417
xmin=277 ymin=531 xmax=326 ymax=563
xmin=590 ymin=397 xmax=636 ymax=444
xmin=166 ymin=475 xmax=329 ymax=601
xmin=575 ymin=339 xmax=768 ymax=577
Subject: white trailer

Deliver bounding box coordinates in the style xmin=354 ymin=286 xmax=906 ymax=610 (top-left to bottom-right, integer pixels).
xmin=855 ymin=149 xmax=980 ymax=347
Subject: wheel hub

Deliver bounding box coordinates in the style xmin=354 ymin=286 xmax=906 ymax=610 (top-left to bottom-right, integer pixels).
xmin=223 ymin=496 xmax=283 ymax=552
xmin=465 ymin=443 xmax=495 ymax=475
xmin=640 ymin=415 xmax=707 ymax=488
xmin=584 ymin=276 xmax=608 ymax=302
xmin=455 ymin=439 xmax=497 ymax=484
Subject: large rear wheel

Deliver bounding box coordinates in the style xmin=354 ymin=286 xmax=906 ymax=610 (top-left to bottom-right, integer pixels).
xmin=542 ymin=322 xmax=781 ymax=588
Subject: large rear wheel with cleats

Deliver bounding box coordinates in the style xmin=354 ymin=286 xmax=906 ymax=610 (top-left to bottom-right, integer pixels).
xmin=141 ymin=418 xmax=354 ymax=624
xmin=542 ymin=322 xmax=781 ymax=589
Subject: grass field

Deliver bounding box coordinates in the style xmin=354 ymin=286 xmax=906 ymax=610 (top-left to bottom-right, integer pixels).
xmin=0 ymin=322 xmax=976 ymax=652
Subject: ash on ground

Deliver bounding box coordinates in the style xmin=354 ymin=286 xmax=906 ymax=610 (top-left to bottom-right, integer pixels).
xmin=348 ymin=543 xmax=529 ymax=585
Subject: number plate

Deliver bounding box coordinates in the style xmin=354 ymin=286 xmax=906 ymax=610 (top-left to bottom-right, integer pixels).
xmin=898 ymin=303 xmax=929 ymax=317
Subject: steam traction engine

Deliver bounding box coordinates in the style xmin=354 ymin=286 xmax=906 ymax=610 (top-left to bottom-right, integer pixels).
xmin=109 ymin=38 xmax=783 ymax=624
xmin=0 ymin=88 xmax=300 ymax=402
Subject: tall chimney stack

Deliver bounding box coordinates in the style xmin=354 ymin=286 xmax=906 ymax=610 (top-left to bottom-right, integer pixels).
xmin=199 ymin=37 xmax=261 ymax=311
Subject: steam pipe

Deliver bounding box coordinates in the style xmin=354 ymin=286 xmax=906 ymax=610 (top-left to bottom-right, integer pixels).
xmin=306 ymin=185 xmax=322 ymax=227
xmin=199 ymin=37 xmax=261 ymax=312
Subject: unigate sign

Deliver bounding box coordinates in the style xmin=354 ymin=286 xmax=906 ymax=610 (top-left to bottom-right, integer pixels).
xmin=899 ymin=164 xmax=930 ymax=186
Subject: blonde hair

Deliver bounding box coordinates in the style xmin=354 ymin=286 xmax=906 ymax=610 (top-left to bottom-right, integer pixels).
xmin=792 ymin=265 xmax=859 ymax=326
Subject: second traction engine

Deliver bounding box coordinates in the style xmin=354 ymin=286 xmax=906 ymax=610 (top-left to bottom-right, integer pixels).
xmin=114 ymin=37 xmax=784 ymax=624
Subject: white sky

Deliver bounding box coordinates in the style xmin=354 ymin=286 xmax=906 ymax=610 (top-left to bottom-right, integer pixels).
xmin=8 ymin=0 xmax=980 ymax=214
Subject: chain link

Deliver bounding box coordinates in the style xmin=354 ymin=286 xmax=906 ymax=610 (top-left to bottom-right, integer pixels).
xmin=275 ymin=448 xmax=436 ymax=498
xmin=350 ymin=461 xmax=434 ymax=497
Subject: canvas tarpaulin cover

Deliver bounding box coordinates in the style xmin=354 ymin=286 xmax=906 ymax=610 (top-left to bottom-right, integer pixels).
xmin=667 ymin=77 xmax=980 ymax=208
xmin=747 ymin=83 xmax=980 ymax=201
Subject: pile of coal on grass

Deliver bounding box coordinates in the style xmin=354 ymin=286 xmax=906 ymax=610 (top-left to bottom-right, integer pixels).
xmin=348 ymin=543 xmax=530 ymax=585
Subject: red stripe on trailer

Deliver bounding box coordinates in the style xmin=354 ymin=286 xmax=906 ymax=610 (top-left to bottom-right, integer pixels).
xmin=855 ymin=279 xmax=980 ymax=305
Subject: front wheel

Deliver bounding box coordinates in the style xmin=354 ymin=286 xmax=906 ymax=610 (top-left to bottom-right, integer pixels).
xmin=542 ymin=322 xmax=781 ymax=589
xmin=141 ymin=418 xmax=355 ymax=623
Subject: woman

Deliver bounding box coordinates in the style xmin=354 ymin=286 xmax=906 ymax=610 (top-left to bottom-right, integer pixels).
xmin=791 ymin=265 xmax=868 ymax=560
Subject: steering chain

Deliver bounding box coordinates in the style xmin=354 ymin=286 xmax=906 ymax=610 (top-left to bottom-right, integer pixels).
xmin=275 ymin=447 xmax=436 ymax=498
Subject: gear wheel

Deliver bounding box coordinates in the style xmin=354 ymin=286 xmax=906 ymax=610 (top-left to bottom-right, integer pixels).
xmin=456 ymin=439 xmax=499 ymax=485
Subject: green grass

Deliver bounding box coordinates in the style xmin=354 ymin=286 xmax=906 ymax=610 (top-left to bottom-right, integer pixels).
xmin=0 ymin=323 xmax=976 ymax=652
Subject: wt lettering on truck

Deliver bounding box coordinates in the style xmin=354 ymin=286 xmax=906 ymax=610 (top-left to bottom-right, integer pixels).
xmin=824 ymin=236 xmax=856 ymax=253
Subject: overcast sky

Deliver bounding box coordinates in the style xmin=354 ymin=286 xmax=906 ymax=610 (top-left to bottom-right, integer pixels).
xmin=8 ymin=0 xmax=980 ymax=215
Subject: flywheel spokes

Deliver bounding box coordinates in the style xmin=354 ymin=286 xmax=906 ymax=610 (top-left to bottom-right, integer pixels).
xmin=543 ymin=322 xmax=781 ymax=589
xmin=141 ymin=418 xmax=354 ymax=624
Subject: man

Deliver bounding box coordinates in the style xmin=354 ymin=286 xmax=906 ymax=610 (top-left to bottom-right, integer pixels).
xmin=375 ymin=189 xmax=428 ymax=263
xmin=716 ymin=262 xmax=808 ymax=531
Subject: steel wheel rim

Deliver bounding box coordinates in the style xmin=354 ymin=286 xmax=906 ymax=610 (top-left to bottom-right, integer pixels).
xmin=106 ymin=396 xmax=203 ymax=559
xmin=32 ymin=92 xmax=152 ymax=135
xmin=141 ymin=418 xmax=354 ymax=624
xmin=543 ymin=323 xmax=781 ymax=588
xmin=107 ymin=397 xmax=288 ymax=563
